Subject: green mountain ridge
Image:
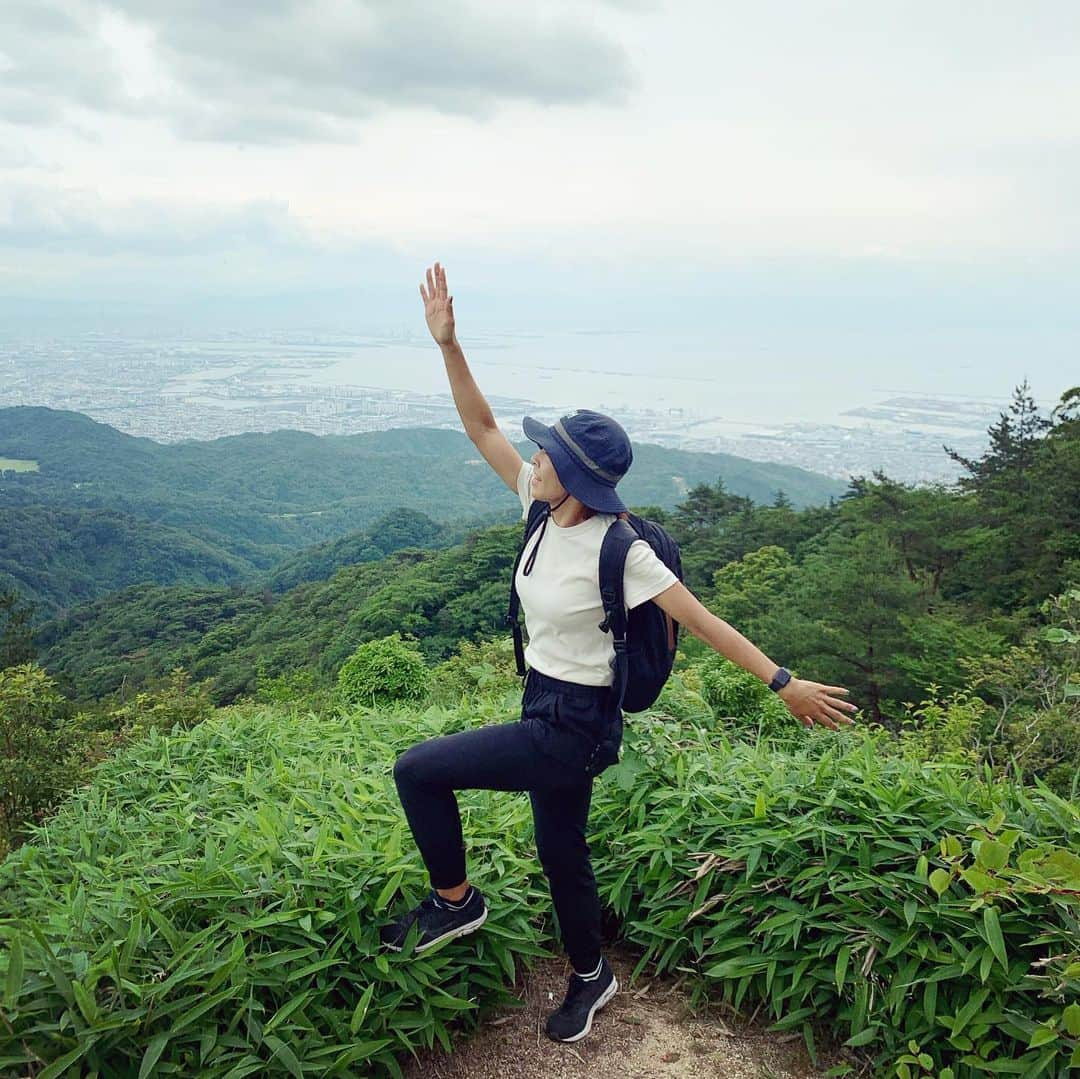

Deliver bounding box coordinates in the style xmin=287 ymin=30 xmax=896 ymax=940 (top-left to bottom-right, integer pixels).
xmin=0 ymin=405 xmax=845 ymax=613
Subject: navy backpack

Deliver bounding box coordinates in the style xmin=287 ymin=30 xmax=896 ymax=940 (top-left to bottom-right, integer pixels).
xmin=507 ymin=500 xmax=684 ymax=713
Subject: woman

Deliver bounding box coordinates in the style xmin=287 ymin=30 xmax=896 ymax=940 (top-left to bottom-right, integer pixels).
xmin=380 ymin=262 xmax=857 ymax=1044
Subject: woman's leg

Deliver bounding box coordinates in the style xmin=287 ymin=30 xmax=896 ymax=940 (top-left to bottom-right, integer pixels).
xmin=529 ymin=780 xmax=601 ymax=974
xmin=392 ymin=717 xmax=566 ymax=891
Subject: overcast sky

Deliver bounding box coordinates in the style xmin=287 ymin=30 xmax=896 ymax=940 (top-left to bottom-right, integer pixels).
xmin=2 ymin=0 xmax=1079 ymax=383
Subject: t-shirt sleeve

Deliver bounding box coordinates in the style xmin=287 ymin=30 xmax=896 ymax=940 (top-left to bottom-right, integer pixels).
xmin=623 ymin=539 xmax=679 ymax=609
xmin=517 ymin=461 xmax=535 ymax=520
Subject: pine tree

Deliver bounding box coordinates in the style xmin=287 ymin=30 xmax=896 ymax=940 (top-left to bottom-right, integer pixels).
xmin=944 ymin=380 xmax=1050 ymax=506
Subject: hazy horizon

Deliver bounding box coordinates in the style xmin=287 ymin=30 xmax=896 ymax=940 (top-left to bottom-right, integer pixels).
xmin=3 ymin=1 xmax=1078 ymax=412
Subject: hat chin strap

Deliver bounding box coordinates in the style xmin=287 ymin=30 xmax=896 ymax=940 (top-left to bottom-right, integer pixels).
xmin=549 ymin=491 xmax=596 ymax=524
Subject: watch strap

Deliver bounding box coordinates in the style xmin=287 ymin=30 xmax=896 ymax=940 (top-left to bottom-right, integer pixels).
xmin=768 ymin=667 xmax=792 ymax=693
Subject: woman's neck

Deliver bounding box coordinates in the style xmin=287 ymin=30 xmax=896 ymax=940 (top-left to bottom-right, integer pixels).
xmin=551 ymin=496 xmax=594 ymax=527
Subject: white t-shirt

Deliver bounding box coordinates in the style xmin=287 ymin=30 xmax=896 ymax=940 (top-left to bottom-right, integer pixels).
xmin=514 ymin=461 xmax=678 ymax=686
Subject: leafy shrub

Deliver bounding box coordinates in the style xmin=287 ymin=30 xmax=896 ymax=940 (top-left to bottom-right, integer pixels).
xmin=337 ymin=633 xmax=429 ymax=706
xmin=893 ymin=610 xmax=1008 ymax=700
xmin=696 ymin=654 xmax=806 ymax=743
xmin=0 ymin=664 xmax=72 ymax=854
xmin=891 ymin=690 xmax=987 ymax=769
xmin=709 ymin=544 xmax=795 ymax=634
xmin=652 ymin=666 xmax=713 ymax=724
xmin=99 ymin=667 xmax=213 ymax=740
xmin=254 ymin=663 xmax=322 ymax=705
xmin=3 ymin=684 xmax=1078 ymax=1077
xmin=427 ymin=636 xmax=520 ymax=705
xmin=957 ymin=588 xmax=1080 ymax=795
xmin=0 ymin=701 xmax=548 ymax=1076
xmin=594 ymin=717 xmax=1080 ymax=1078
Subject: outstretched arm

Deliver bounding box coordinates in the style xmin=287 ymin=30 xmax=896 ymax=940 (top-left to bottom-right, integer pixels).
xmin=651 ymin=581 xmax=857 ymax=731
xmin=421 ymin=261 xmax=523 ymax=492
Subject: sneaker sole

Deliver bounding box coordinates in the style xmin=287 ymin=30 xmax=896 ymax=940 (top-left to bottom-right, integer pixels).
xmin=383 ymin=906 xmax=488 ymax=953
xmin=551 ymin=975 xmax=619 ymax=1043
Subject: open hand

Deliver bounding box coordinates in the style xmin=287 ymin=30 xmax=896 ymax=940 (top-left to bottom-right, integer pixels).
xmin=419 ymin=262 xmax=455 ymax=346
xmin=777 ymin=678 xmax=857 ymax=731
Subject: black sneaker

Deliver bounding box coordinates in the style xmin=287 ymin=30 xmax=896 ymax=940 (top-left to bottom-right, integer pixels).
xmin=379 ymin=887 xmax=487 ymax=953
xmin=545 ymin=956 xmax=618 ymax=1042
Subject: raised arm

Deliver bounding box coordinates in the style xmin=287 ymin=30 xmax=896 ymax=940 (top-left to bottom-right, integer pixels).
xmin=421 ymin=262 xmax=523 ymax=492
xmin=651 ymin=581 xmax=857 ymax=731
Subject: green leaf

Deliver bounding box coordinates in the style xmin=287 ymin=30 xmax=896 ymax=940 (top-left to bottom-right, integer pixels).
xmin=975 ymin=840 xmax=1009 ymax=871
xmin=265 ymin=1034 xmax=304 ymax=1079
xmin=72 ymin=979 xmax=98 ymax=1024
xmin=1062 ymin=1003 xmax=1080 ymax=1037
xmin=374 ymin=870 xmax=402 ymax=912
xmin=1028 ymin=1024 xmax=1058 ymax=1049
xmin=929 ymin=869 xmax=952 ymax=897
xmin=264 ymin=991 xmax=314 ymax=1036
xmin=37 ymin=1043 xmax=92 ymax=1079
xmin=903 ymin=899 xmax=917 ymax=927
xmin=962 ymin=867 xmax=999 ymax=894
xmin=835 ymin=945 xmax=851 ymax=993
xmin=350 ymin=984 xmax=376 ymax=1035
xmin=754 ymin=790 xmax=766 ymax=819
xmin=843 ymin=1025 xmax=880 ymax=1048
xmin=3 ymin=934 xmax=23 ymax=1007
xmin=138 ymin=1034 xmax=170 ymax=1079
xmin=982 ymin=906 xmax=1007 ymax=970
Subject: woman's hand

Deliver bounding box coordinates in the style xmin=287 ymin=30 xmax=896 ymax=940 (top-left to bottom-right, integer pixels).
xmin=777 ymin=678 xmax=857 ymax=730
xmin=420 ymin=262 xmax=456 ymax=346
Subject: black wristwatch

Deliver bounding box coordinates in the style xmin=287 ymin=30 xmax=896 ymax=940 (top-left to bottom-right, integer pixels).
xmin=768 ymin=667 xmax=792 ymax=693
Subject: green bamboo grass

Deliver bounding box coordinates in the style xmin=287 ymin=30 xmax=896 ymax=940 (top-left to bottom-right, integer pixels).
xmin=1 ymin=697 xmax=1078 ymax=1076
xmin=592 ymin=713 xmax=1080 ymax=1078
xmin=0 ymin=700 xmax=550 ymax=1077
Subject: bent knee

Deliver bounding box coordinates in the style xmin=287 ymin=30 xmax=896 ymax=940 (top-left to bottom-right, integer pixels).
xmin=393 ymin=740 xmax=441 ymax=788
xmin=393 ymin=744 xmax=426 ymax=787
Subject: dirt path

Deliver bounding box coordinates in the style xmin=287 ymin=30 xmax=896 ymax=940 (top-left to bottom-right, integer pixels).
xmin=401 ymin=945 xmax=843 ymax=1079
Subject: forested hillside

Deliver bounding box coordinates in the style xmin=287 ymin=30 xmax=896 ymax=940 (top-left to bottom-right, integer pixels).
xmin=0 ymin=406 xmax=844 ymax=613
xmin=30 ymin=384 xmax=1080 ymax=742
xmin=2 ymin=382 xmax=1079 ymax=1079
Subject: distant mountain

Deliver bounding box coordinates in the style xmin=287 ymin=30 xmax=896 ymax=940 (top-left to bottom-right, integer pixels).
xmin=262 ymin=509 xmax=453 ymax=593
xmin=0 ymin=502 xmax=451 ymax=619
xmin=0 ymin=406 xmax=844 ymax=612
xmin=34 ymin=530 xmax=513 ymax=704
xmin=0 ymin=507 xmax=256 ymax=616
xmin=0 ymin=407 xmax=843 ymax=519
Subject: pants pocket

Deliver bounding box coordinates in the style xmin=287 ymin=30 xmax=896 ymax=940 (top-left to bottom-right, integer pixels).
xmin=555 ymin=693 xmax=622 ymax=778
xmin=584 ymin=711 xmax=623 ymax=778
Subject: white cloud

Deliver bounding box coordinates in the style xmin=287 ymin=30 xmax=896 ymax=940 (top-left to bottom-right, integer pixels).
xmin=3 ymin=0 xmax=634 ymax=142
xmin=1 ymin=0 xmax=1079 ymax=295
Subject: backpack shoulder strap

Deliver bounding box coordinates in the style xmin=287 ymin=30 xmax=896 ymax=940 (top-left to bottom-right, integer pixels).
xmin=506 ymin=500 xmax=550 ymax=677
xmin=598 ymin=517 xmax=640 ymax=713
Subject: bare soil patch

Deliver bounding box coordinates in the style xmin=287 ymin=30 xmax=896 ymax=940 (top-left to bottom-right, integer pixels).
xmin=401 ymin=944 xmax=843 ymax=1079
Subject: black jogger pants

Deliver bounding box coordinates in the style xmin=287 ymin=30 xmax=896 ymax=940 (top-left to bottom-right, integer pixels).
xmin=392 ymin=668 xmax=623 ymax=972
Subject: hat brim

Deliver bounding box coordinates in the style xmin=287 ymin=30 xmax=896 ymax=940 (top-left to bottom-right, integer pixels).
xmin=522 ymin=415 xmax=628 ymax=514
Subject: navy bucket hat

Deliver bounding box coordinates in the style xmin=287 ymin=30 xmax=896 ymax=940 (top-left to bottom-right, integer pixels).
xmin=522 ymin=409 xmax=633 ymax=514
